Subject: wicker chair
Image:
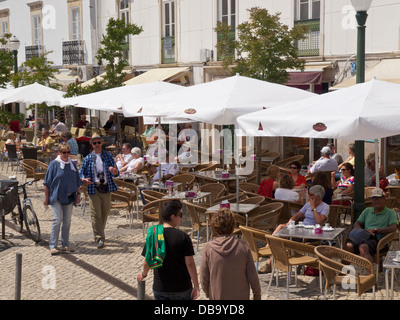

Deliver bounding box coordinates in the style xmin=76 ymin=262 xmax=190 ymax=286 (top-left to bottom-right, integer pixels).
xmin=141 ymin=189 xmax=165 ymax=204
xmin=141 ymin=198 xmax=169 ymax=237
xmin=200 ymin=183 xmax=227 ymax=205
xmin=184 ymin=200 xmax=211 ymax=250
xmin=372 ymin=231 xmax=398 ymax=281
xmin=386 ymin=186 xmax=400 ymax=209
xmin=115 ymin=179 xmax=138 ymax=217
xmin=21 ymin=159 xmax=48 ymax=182
xmin=277 ymin=155 xmax=304 ymax=168
xmin=169 ymin=173 xmax=196 ymax=191
xmin=238 ymin=195 xmax=266 ymax=206
xmin=239 ymin=225 xmax=272 ymax=271
xmin=213 ymin=192 xmax=245 ymax=205
xmin=248 ymin=202 xmax=284 ymax=232
xmin=271 ymin=198 xmax=303 ymax=225
xmin=327 ymin=204 xmax=347 ymax=228
xmin=314 ymin=245 xmax=376 ymax=300
xmin=111 ymin=190 xmax=133 ymax=225
xmin=265 ymin=234 xmax=320 ymax=299
xmin=239 ymin=182 xmax=260 ymax=197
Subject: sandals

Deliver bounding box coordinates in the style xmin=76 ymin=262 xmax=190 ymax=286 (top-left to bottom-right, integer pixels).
xmin=50 ymin=248 xmax=59 ymax=256
xmin=50 ymin=247 xmax=75 ymax=255
xmin=61 ymin=247 xmax=75 ymax=253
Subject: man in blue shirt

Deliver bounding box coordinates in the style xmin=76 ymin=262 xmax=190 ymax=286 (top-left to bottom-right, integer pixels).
xmin=61 ymin=131 xmax=79 ymax=155
xmin=80 ymin=133 xmax=119 ymax=249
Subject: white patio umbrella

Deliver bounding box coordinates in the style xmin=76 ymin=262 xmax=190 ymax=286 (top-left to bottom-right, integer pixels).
xmin=0 ymin=82 xmax=65 ymax=146
xmin=237 ymin=78 xmax=400 ymax=187
xmin=123 ymin=74 xmax=315 ymax=125
xmin=123 ymin=74 xmax=316 ymax=206
xmin=60 ymin=80 xmax=186 ymax=113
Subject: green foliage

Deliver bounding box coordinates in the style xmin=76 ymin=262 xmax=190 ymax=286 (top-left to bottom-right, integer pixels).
xmin=215 ymin=7 xmax=308 ymax=84
xmin=96 ymin=17 xmax=143 ymax=88
xmin=0 ymin=110 xmax=24 ymax=127
xmin=0 ymin=33 xmax=14 ymax=88
xmin=65 ymin=18 xmax=143 ymax=97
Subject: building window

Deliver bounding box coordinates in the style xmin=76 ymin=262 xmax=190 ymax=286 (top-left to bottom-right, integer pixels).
xmin=32 ymin=14 xmax=42 ymax=45
xmin=162 ymin=0 xmax=175 ymax=64
xmin=295 ymin=0 xmax=320 ymax=56
xmin=70 ymin=6 xmax=81 ymax=40
xmin=217 ymin=0 xmax=236 ymax=61
xmin=119 ymin=0 xmax=130 ymax=62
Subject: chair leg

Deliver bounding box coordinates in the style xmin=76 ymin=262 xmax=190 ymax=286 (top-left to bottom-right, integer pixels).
xmin=268 ymin=266 xmax=274 ymax=291
xmin=286 ymin=271 xmax=290 ymax=300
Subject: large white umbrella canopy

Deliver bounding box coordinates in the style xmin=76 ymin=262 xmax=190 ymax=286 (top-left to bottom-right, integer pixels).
xmin=0 ymin=82 xmax=65 ymax=146
xmin=236 ymin=79 xmax=400 ymax=140
xmin=60 ymin=80 xmax=186 ymax=113
xmin=0 ymin=82 xmax=64 ymax=106
xmin=122 ymin=74 xmax=316 ymax=125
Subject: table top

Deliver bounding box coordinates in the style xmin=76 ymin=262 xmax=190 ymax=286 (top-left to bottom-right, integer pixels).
xmin=206 ymin=203 xmax=259 ymax=214
xmin=274 ymin=225 xmax=346 ymax=241
xmin=383 ymin=250 xmax=400 ymax=269
xmin=192 ymin=170 xmax=247 ymax=182
xmin=163 ymin=191 xmax=210 ymax=200
xmin=137 ymin=182 xmax=182 ymax=190
xmin=116 ymin=172 xmax=144 ymax=180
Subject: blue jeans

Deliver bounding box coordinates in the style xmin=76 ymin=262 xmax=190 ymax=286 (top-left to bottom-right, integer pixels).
xmin=153 ymin=288 xmax=192 ymax=300
xmin=49 ymin=200 xmax=74 ymax=249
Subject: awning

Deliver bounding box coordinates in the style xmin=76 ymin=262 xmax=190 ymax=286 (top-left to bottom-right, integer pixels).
xmin=286 ymin=62 xmax=334 ymax=86
xmin=80 ymin=70 xmax=131 ymax=88
xmin=124 ymin=67 xmax=190 ymax=85
xmin=331 ymin=58 xmax=400 ymax=90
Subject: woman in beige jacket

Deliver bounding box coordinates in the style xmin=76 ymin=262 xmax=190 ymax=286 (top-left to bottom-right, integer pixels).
xmin=200 ymin=208 xmax=262 ymax=300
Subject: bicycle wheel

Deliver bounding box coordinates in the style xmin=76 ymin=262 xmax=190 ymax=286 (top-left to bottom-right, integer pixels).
xmin=24 ymin=204 xmax=41 ymax=242
xmin=11 ymin=209 xmax=23 ymax=232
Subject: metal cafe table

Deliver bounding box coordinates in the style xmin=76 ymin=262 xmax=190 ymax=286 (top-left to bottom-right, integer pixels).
xmin=274 ymin=225 xmax=346 ymax=247
xmin=383 ymin=250 xmax=400 ymax=300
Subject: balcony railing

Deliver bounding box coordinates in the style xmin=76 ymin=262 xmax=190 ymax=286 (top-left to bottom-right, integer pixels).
xmin=294 ymin=19 xmax=320 ymax=56
xmin=62 ymin=40 xmax=84 ymax=65
xmin=25 ymin=45 xmax=45 ymax=60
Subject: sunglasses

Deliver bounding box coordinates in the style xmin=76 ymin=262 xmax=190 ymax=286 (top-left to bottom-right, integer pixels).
xmin=92 ymin=141 xmax=102 ymax=145
xmin=61 ymin=151 xmax=70 ymax=154
xmin=290 ymin=167 xmax=298 ymax=169
xmin=341 ymin=168 xmax=348 ymax=171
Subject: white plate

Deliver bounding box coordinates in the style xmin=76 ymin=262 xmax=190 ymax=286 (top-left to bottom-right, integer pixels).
xmin=393 ymin=258 xmax=400 ymax=263
xmin=322 ymin=227 xmax=334 ymax=231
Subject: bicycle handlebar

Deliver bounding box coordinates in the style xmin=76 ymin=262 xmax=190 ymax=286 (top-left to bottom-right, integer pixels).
xmin=0 ymin=179 xmax=40 ymax=196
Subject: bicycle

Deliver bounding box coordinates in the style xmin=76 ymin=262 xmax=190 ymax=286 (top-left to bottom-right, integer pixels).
xmin=7 ymin=179 xmax=41 ymax=242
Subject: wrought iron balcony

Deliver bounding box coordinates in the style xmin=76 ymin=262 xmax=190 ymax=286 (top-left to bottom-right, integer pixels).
xmin=25 ymin=45 xmax=45 ymax=60
xmin=62 ymin=40 xmax=84 ymax=65
xmin=294 ymin=19 xmax=320 ymax=56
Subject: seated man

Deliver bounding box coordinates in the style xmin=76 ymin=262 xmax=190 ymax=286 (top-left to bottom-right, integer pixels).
xmin=345 ymin=188 xmax=398 ymax=263
xmin=152 ymin=156 xmax=180 ymax=181
xmin=114 ymin=143 xmax=133 ymax=171
xmin=77 ymin=114 xmax=89 ymax=129
xmin=308 ymin=146 xmax=338 ymax=175
xmin=61 ymin=131 xmax=79 ymax=155
xmin=51 ymin=119 xmax=68 ymax=134
xmin=39 ymin=129 xmax=55 ymax=150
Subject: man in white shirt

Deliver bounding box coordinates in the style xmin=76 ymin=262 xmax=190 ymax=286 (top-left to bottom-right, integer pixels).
xmin=308 ymin=146 xmax=338 ymax=174
xmin=152 ymin=156 xmax=180 ymax=181
xmin=114 ymin=143 xmax=133 ymax=170
xmin=51 ymin=119 xmax=68 ymax=134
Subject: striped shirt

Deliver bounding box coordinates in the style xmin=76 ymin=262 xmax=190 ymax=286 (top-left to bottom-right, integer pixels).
xmin=67 ymin=138 xmax=79 ymax=155
xmin=79 ymin=150 xmax=119 ymax=195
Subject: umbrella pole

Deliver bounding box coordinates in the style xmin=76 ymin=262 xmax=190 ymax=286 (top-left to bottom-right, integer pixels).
xmin=256 ymin=137 xmax=262 ymax=185
xmin=375 ymin=139 xmax=379 ymax=188
xmin=34 ymin=104 xmax=37 ymax=147
xmin=158 ymin=117 xmax=162 ymax=183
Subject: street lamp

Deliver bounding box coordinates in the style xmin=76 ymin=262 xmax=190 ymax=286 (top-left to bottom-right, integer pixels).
xmin=351 ymin=0 xmax=372 ymax=220
xmin=9 ymin=35 xmax=20 ymax=114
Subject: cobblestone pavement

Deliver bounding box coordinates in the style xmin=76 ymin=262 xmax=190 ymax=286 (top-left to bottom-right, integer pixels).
xmin=0 ymin=167 xmax=399 ymax=301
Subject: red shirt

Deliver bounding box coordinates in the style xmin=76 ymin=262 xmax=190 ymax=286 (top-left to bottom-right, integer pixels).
xmin=290 ymin=174 xmax=306 ymax=187
xmin=9 ymin=120 xmax=21 ymax=133
xmin=77 ymin=120 xmax=89 ymax=128
xmin=257 ymin=179 xmax=274 ymax=198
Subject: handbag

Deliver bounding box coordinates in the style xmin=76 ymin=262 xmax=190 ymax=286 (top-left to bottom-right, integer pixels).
xmin=348 ymin=228 xmax=375 ymax=246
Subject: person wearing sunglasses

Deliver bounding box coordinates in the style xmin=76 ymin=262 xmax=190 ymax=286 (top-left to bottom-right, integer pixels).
xmin=331 ymin=162 xmax=354 ymax=205
xmin=79 ymin=133 xmax=119 ymax=249
xmin=44 ymin=143 xmax=82 ymax=255
xmin=289 ymin=161 xmax=306 ymax=190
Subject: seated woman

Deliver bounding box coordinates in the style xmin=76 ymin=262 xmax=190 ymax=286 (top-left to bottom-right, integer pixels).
xmin=289 ymin=161 xmax=306 ymax=189
xmin=257 ymin=165 xmax=280 ymax=198
xmin=331 ymin=162 xmax=354 ymax=205
xmin=312 ymin=171 xmax=333 ymax=204
xmin=258 ymin=185 xmax=329 ymax=273
xmin=124 ymin=147 xmax=144 ymax=173
xmin=274 ymin=174 xmax=301 ymax=204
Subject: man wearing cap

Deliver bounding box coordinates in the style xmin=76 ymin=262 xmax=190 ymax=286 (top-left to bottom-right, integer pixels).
xmin=345 ymin=188 xmax=398 ymax=263
xmin=308 ymin=146 xmax=338 ymax=175
xmin=326 ymin=142 xmax=343 ymax=165
xmin=79 ymin=133 xmax=119 ymax=249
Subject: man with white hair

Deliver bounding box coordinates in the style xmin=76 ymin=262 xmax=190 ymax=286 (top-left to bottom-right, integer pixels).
xmin=308 ymin=146 xmax=338 ymax=175
xmin=125 ymin=147 xmax=144 ymax=173
xmin=51 ymin=119 xmax=68 ymax=134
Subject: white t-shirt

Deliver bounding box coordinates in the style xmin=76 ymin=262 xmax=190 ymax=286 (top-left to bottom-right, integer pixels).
xmin=309 ymin=158 xmax=338 ymax=174
xmin=127 ymin=157 xmax=144 ymax=172
xmin=116 ymin=153 xmax=133 ymax=170
xmin=275 ymin=188 xmax=299 ymax=202
xmin=153 ymin=163 xmax=180 ymax=181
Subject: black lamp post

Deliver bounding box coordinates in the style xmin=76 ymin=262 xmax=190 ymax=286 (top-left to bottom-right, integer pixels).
xmin=9 ymin=35 xmax=20 ymax=114
xmin=351 ymin=0 xmax=372 ymax=220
